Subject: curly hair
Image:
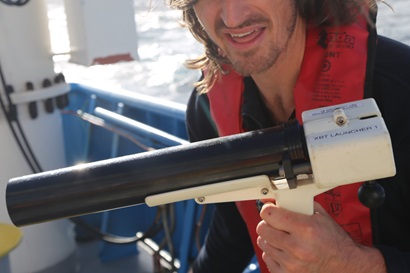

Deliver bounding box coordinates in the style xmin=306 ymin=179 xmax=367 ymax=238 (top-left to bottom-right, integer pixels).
xmin=167 ymin=0 xmax=377 ymax=93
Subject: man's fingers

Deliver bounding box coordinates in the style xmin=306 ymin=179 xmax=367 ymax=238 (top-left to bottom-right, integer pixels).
xmin=259 ymin=202 xmax=310 ymax=233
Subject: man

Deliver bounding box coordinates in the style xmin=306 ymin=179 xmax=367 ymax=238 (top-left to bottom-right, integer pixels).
xmin=168 ymin=0 xmax=410 ymax=272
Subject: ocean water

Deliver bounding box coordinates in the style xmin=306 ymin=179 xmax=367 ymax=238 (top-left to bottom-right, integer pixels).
xmin=47 ymin=0 xmax=203 ymax=104
xmin=46 ymin=0 xmax=410 ymax=105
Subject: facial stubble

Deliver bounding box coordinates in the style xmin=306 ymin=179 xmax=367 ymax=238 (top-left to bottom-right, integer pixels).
xmin=227 ymin=5 xmax=298 ymax=76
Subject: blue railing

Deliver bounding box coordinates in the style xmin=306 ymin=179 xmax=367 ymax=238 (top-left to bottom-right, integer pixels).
xmin=62 ymin=83 xmax=211 ymax=273
xmin=62 ymin=83 xmax=259 ymax=273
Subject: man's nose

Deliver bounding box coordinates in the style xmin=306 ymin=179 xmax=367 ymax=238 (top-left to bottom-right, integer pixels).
xmin=220 ymin=0 xmax=251 ymax=28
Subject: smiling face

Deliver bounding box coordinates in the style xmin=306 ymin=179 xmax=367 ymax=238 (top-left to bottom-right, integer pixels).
xmin=193 ymin=0 xmax=300 ymax=76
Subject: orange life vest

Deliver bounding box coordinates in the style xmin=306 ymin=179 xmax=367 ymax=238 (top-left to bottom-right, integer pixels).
xmin=206 ymin=16 xmax=375 ymax=273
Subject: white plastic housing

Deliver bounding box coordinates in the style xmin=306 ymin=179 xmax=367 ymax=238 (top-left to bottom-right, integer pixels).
xmin=64 ymin=0 xmax=139 ymax=65
xmin=302 ymin=98 xmax=396 ymax=188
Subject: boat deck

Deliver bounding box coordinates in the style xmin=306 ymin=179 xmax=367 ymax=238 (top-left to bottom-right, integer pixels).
xmin=39 ymin=239 xmax=170 ymax=273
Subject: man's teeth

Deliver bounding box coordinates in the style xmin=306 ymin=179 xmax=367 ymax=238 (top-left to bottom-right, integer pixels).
xmin=230 ymin=29 xmax=257 ymax=38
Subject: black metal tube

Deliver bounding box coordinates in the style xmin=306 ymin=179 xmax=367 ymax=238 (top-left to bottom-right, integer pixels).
xmin=6 ymin=120 xmax=309 ymax=226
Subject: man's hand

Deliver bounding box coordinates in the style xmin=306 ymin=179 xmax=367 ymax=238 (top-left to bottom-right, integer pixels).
xmin=256 ymin=202 xmax=386 ymax=273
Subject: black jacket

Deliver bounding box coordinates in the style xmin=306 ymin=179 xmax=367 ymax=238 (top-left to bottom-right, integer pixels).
xmin=186 ymin=36 xmax=410 ymax=273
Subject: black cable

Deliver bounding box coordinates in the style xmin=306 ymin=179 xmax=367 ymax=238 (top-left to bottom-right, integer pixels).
xmin=9 ymin=93 xmax=43 ymax=172
xmin=160 ymin=204 xmax=177 ymax=272
xmin=158 ymin=204 xmax=177 ymax=251
xmin=0 ymin=61 xmax=42 ymax=173
xmin=70 ymin=211 xmax=164 ymax=245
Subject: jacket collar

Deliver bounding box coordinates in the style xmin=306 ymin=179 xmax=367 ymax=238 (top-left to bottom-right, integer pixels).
xmin=242 ymin=77 xmax=295 ymax=131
